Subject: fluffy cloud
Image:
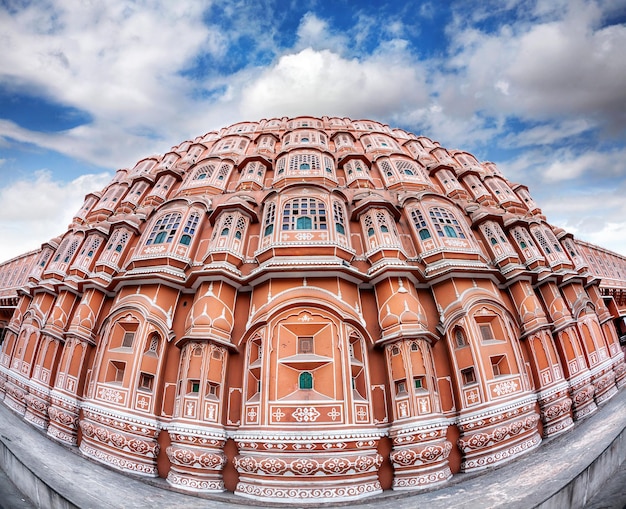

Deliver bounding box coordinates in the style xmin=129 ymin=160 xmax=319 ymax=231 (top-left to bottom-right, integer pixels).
xmin=543 ymin=148 xmax=626 ymax=182
xmin=440 ymin=0 xmax=626 ymax=134
xmin=0 ymin=170 xmax=112 ymax=262
xmin=0 ymin=0 xmax=222 ymax=168
xmin=542 ymin=184 xmax=626 ymax=256
xmin=238 ymin=46 xmax=429 ymax=121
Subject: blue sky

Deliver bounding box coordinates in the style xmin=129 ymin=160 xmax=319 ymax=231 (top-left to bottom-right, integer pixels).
xmin=1 ymin=0 xmax=626 ymax=262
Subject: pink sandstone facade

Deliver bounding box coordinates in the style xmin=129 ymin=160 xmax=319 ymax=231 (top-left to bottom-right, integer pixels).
xmin=1 ymin=116 xmax=626 ymax=503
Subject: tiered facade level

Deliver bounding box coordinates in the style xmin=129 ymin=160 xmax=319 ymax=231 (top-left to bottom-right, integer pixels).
xmin=1 ymin=116 xmax=626 ymax=503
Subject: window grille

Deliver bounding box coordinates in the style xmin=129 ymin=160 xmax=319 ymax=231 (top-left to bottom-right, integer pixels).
xmin=429 ymin=207 xmax=466 ymax=238
xmin=146 ymin=213 xmax=182 ymax=245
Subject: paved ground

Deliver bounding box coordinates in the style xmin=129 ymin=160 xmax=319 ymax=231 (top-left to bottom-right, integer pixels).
xmin=0 ymin=388 xmax=625 ymax=509
xmin=0 ymin=467 xmax=34 ymax=509
xmin=583 ymin=459 xmax=626 ymax=509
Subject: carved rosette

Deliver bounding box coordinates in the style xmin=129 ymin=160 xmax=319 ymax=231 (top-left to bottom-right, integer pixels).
xmin=569 ymin=374 xmax=597 ymax=420
xmin=233 ymin=434 xmax=383 ymax=503
xmin=613 ymin=359 xmax=626 ymax=389
xmin=457 ymin=400 xmax=541 ymax=471
xmin=165 ymin=425 xmax=227 ymax=492
xmin=0 ymin=370 xmax=7 ymax=400
xmin=24 ymin=384 xmax=51 ymax=430
xmin=592 ymin=367 xmax=618 ymax=405
xmin=537 ymin=385 xmax=573 ymax=437
xmin=3 ymin=378 xmax=27 ymax=415
xmin=389 ymin=424 xmax=452 ymax=490
xmin=47 ymin=394 xmax=81 ymax=445
xmin=78 ymin=406 xmax=160 ymax=477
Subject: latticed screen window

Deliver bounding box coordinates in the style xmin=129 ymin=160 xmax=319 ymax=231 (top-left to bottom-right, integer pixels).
xmin=146 ymin=213 xmax=182 ymax=245
xmin=543 ymin=227 xmax=564 ymax=253
xmin=89 ymin=238 xmax=101 ymax=257
xmin=38 ymin=251 xmax=51 ymax=268
xmin=115 ymin=232 xmax=129 ymax=253
xmin=180 ymin=213 xmax=200 ymax=245
xmin=218 ymin=215 xmax=234 ymax=237
xmin=455 ymin=328 xmax=467 ymax=347
xmin=147 ymin=334 xmax=159 ymax=353
xmin=411 ymin=209 xmax=431 ymax=240
xmin=298 ymin=336 xmax=314 ymax=354
xmin=513 ymin=227 xmax=534 ymax=250
xmin=263 ymin=202 xmax=276 ymax=236
xmin=276 ymin=158 xmax=286 ymax=175
xmin=532 ymin=228 xmax=552 ymax=254
xmin=395 ymin=160 xmax=424 ymax=179
xmin=64 ymin=240 xmax=80 ymax=263
xmin=364 ymin=214 xmax=375 ymax=237
xmin=376 ymin=211 xmax=392 ymax=233
xmin=235 ymin=216 xmax=246 ymax=240
xmin=288 ymin=154 xmax=320 ymax=172
xmin=564 ymin=240 xmax=577 ymax=258
xmin=429 ymin=207 xmax=466 ymax=239
xmin=483 ymin=222 xmax=507 ymax=246
xmin=333 ymin=201 xmax=346 ymax=234
xmin=380 ymin=160 xmax=394 ymax=177
xmin=324 ymin=156 xmax=334 ymax=174
xmin=193 ymin=164 xmax=215 ymax=180
xmin=480 ymin=324 xmax=494 ymax=341
xmin=53 ymin=240 xmax=68 ymax=262
xmin=216 ymin=164 xmax=231 ymax=181
xmin=282 ymin=198 xmax=327 ymax=231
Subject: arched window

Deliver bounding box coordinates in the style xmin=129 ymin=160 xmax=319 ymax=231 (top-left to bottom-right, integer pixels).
xmin=179 ymin=213 xmax=200 ymax=246
xmin=429 ymin=207 xmax=466 ymax=239
xmin=193 ymin=164 xmax=215 ymax=181
xmin=63 ymin=239 xmax=81 ymax=264
xmin=276 ymin=158 xmax=286 ymax=175
xmin=410 ymin=209 xmax=432 ymax=240
xmin=454 ymin=328 xmax=467 ymax=348
xmin=532 ymin=227 xmax=552 ymax=254
xmin=299 ymin=371 xmax=313 ymax=390
xmin=235 ymin=216 xmax=245 ymax=239
xmin=263 ymin=202 xmax=276 ymax=236
xmin=282 ymin=198 xmax=327 ymax=231
xmin=512 ymin=227 xmax=535 ymax=253
xmin=146 ymin=213 xmax=182 ymax=245
xmin=361 ymin=208 xmax=400 ymax=249
xmin=145 ymin=333 xmax=160 ymax=355
xmin=297 ymin=216 xmax=312 ymax=229
xmin=333 ymin=201 xmax=346 ymax=235
xmin=288 ymin=153 xmax=320 ymax=174
xmin=216 ymin=164 xmax=230 ymax=181
xmin=394 ymin=159 xmax=427 ymax=181
xmin=380 ymin=160 xmax=394 ymax=177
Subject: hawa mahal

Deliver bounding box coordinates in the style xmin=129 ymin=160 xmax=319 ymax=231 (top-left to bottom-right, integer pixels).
xmin=1 ymin=116 xmax=625 ymax=503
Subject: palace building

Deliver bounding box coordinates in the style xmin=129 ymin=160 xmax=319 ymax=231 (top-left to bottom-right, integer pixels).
xmin=0 ymin=116 xmax=625 ymax=503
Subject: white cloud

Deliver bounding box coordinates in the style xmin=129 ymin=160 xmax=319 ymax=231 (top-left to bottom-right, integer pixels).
xmin=295 ymin=12 xmax=350 ymax=53
xmin=425 ymin=0 xmax=626 ymax=153
xmin=505 ymin=119 xmax=594 ymax=147
xmin=543 ymin=147 xmax=626 ymax=182
xmin=238 ymin=47 xmax=429 ymax=121
xmin=0 ymin=170 xmax=112 ymax=262
xmin=0 ymin=0 xmax=221 ymax=167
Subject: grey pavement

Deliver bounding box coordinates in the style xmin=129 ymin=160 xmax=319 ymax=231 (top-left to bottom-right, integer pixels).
xmin=583 ymin=459 xmax=626 ymax=509
xmin=0 ymin=466 xmax=34 ymax=509
xmin=0 ymin=388 xmax=625 ymax=509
